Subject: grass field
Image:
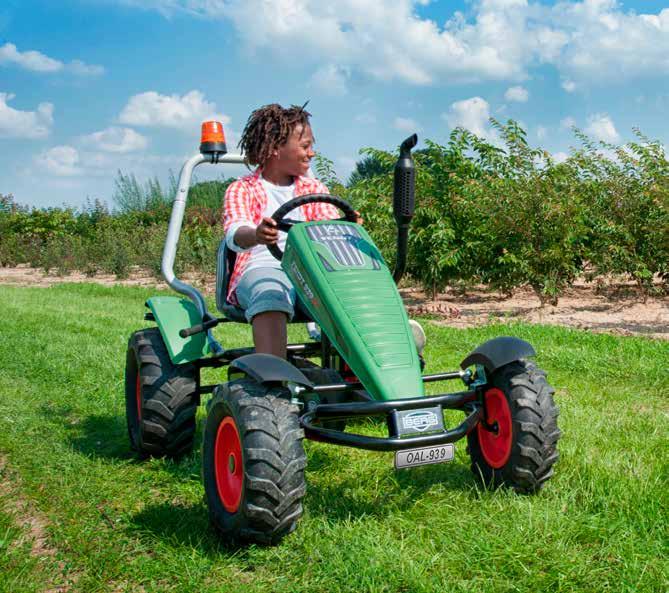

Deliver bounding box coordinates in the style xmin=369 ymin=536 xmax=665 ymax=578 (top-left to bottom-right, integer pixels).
xmin=0 ymin=283 xmax=667 ymax=593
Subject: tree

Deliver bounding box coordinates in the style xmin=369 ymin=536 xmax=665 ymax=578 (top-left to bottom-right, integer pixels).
xmin=348 ymin=154 xmax=392 ymax=186
xmin=0 ymin=193 xmax=16 ymax=213
xmin=112 ymin=171 xmax=169 ymax=213
xmin=188 ymin=179 xmax=235 ymax=211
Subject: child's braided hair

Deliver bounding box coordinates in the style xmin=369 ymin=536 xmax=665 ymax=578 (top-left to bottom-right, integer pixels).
xmin=238 ymin=103 xmax=312 ymax=167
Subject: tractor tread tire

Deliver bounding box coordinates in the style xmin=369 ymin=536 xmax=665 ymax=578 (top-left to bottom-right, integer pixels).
xmin=203 ymin=380 xmax=307 ymax=545
xmin=467 ymin=360 xmax=561 ymax=493
xmin=125 ymin=328 xmax=198 ymax=459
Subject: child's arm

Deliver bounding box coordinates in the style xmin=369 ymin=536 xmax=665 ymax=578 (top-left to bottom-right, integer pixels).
xmin=223 ymin=180 xmax=276 ymax=251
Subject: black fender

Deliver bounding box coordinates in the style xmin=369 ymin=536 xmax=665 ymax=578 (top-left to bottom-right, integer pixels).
xmin=228 ymin=353 xmax=313 ymax=388
xmin=460 ymin=336 xmax=536 ymax=374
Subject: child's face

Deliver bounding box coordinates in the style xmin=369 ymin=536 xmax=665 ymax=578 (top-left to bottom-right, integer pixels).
xmin=274 ymin=124 xmax=315 ymax=178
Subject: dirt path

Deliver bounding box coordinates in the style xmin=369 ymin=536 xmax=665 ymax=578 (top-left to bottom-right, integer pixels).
xmin=401 ymin=283 xmax=668 ymax=340
xmin=1 ymin=264 xmax=667 ymax=340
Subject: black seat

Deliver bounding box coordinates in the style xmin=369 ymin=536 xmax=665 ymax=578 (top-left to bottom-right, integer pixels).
xmin=215 ymin=239 xmax=313 ymax=323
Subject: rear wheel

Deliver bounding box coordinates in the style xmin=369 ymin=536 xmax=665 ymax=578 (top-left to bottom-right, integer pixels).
xmin=125 ymin=328 xmax=198 ymax=458
xmin=202 ymin=379 xmax=307 ymax=545
xmin=467 ymin=361 xmax=561 ymax=492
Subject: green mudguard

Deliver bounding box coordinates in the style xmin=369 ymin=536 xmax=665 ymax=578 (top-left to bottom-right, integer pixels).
xmin=146 ymin=296 xmax=209 ymax=364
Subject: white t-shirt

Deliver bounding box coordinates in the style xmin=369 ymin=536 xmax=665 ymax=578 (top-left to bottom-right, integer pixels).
xmin=225 ymin=176 xmax=304 ymax=272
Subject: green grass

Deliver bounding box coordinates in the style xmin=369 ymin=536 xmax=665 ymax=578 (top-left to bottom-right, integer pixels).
xmin=0 ymin=282 xmax=667 ymax=593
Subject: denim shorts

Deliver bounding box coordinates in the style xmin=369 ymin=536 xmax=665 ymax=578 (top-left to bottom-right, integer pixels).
xmin=235 ymin=267 xmax=297 ymax=322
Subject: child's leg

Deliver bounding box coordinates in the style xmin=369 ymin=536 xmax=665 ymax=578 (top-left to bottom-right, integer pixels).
xmin=235 ymin=267 xmax=296 ymax=359
xmin=251 ymin=311 xmax=288 ymax=358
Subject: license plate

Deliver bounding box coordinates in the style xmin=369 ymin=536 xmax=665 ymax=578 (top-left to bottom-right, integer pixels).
xmin=394 ymin=444 xmax=455 ymax=469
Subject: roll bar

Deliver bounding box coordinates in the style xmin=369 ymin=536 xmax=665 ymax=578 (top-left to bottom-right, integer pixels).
xmin=161 ymin=152 xmax=245 ymax=355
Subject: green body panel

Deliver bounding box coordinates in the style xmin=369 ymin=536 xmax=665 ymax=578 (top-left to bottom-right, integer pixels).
xmin=283 ymin=220 xmax=424 ymax=401
xmin=146 ymin=296 xmax=209 ymax=364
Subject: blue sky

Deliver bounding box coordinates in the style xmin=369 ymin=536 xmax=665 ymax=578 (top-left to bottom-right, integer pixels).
xmin=1 ymin=0 xmax=668 ymax=209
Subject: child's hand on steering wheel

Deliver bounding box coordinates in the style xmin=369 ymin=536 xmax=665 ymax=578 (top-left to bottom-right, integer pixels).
xmin=255 ymin=216 xmax=279 ymax=245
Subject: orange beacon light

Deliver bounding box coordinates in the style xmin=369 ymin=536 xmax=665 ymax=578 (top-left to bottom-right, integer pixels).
xmin=200 ymin=121 xmax=227 ymax=155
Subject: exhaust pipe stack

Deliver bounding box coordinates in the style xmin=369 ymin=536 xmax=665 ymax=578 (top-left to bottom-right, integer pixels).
xmin=392 ymin=133 xmax=417 ymax=283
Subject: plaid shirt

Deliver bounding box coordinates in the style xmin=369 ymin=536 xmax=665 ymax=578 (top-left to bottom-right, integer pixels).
xmin=223 ymin=168 xmax=338 ymax=303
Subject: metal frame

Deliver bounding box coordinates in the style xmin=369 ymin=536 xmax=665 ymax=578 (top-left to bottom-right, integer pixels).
xmin=161 ymin=152 xmax=245 ymax=355
xmin=157 ymin=148 xmax=494 ymax=455
xmin=192 ymin=338 xmax=487 ymax=453
xmin=302 ymin=405 xmax=482 ymax=451
xmin=299 ymin=365 xmax=484 ymax=451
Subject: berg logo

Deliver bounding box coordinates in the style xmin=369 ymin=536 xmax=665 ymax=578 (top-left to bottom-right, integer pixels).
xmin=402 ymin=410 xmax=439 ymax=432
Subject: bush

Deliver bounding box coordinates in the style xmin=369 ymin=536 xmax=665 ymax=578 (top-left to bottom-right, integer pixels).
xmin=572 ymin=130 xmax=669 ymax=294
xmin=1 ymin=128 xmax=667 ymax=303
xmin=346 ymin=120 xmax=667 ymax=303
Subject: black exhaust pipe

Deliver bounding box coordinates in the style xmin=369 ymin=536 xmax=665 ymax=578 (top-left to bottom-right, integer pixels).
xmin=392 ymin=133 xmax=417 ymax=283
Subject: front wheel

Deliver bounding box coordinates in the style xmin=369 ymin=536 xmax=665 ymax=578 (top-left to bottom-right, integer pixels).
xmin=467 ymin=361 xmax=561 ymax=493
xmin=202 ymin=380 xmax=307 ymax=545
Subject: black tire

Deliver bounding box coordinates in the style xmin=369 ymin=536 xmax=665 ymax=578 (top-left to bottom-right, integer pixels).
xmin=125 ymin=328 xmax=198 ymax=459
xmin=467 ymin=360 xmax=561 ymax=493
xmin=202 ymin=379 xmax=307 ymax=545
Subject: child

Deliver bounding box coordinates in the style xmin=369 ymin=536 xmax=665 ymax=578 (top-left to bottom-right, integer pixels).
xmin=223 ymin=103 xmax=340 ymax=358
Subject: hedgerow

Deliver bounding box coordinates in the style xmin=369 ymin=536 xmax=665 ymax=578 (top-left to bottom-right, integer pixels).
xmin=1 ymin=121 xmax=667 ymax=303
xmin=347 ymin=121 xmax=668 ymax=302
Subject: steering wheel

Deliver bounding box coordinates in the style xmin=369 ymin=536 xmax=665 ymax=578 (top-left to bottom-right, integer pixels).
xmin=267 ymin=193 xmax=358 ymax=260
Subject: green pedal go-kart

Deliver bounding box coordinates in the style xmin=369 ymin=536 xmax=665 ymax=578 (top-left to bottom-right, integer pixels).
xmin=124 ymin=122 xmax=561 ymax=545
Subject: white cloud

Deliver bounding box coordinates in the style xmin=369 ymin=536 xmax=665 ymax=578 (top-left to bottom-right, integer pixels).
xmin=561 ymin=79 xmax=576 ymax=92
xmin=393 ymin=117 xmax=420 ymax=132
xmin=355 ymin=113 xmax=376 ymax=125
xmin=0 ymin=43 xmax=60 ymax=72
xmin=119 ymin=90 xmax=229 ymax=131
xmin=0 ymin=42 xmax=103 ymax=75
xmin=336 ymin=156 xmax=357 ymax=181
xmin=81 ymin=127 xmax=149 ymax=153
xmin=309 ymin=64 xmax=349 ymax=95
xmin=536 ymin=125 xmax=547 ymax=140
xmin=444 ymin=97 xmax=493 ymax=139
xmin=220 ymin=0 xmax=530 ymax=85
xmin=42 ymin=146 xmax=82 ymax=176
xmin=585 ymin=113 xmax=620 ymax=143
xmin=118 ymin=1 xmax=669 ymax=88
xmin=37 ymin=144 xmax=188 ymax=180
xmin=504 ymin=85 xmax=528 ymax=102
xmin=68 ymin=59 xmax=105 ymax=76
xmin=0 ymin=93 xmax=54 ymax=139
xmin=552 ymin=151 xmax=569 ymax=163
xmin=116 ymin=0 xmax=226 ymax=18
xmin=553 ymin=3 xmax=669 ymax=83
xmin=560 ymin=116 xmax=576 ymax=129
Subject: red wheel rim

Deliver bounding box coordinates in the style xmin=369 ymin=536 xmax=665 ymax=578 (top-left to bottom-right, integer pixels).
xmin=477 ymin=387 xmax=513 ymax=469
xmin=214 ymin=417 xmax=243 ymax=513
xmin=135 ymin=371 xmax=142 ymax=420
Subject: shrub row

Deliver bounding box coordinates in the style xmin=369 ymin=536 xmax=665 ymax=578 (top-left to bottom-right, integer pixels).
xmin=0 ymin=178 xmax=226 ymax=279
xmin=1 ymin=121 xmax=667 ymax=303
xmin=344 ymin=122 xmax=668 ymax=303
